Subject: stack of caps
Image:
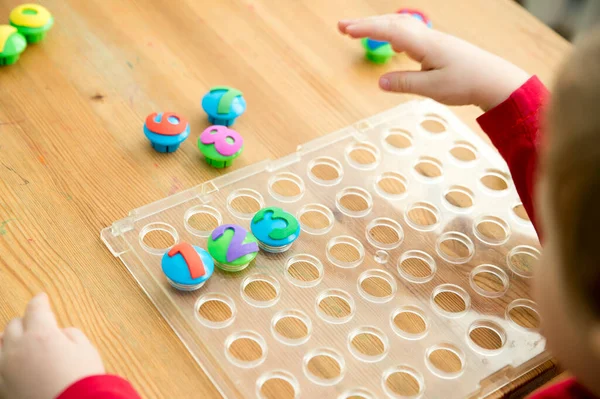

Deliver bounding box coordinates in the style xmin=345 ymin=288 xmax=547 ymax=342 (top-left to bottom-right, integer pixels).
xmin=208 ymin=224 xmax=259 ymax=272
xmin=251 ymin=207 xmax=300 ymax=253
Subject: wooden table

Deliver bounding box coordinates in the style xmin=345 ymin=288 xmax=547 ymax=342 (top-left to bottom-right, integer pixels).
xmin=0 ymin=0 xmax=569 ymax=398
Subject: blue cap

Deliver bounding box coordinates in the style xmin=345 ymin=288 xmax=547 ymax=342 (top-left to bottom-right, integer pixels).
xmin=202 ymin=86 xmax=246 ymax=120
xmin=366 ymin=39 xmax=389 ymax=50
xmin=251 ymin=207 xmax=300 ymax=248
xmin=161 ymin=243 xmax=214 ymax=286
xmin=144 ymin=112 xmax=190 ymax=146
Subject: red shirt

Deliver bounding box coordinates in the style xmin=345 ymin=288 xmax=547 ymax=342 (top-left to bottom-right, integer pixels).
xmin=56 ymin=77 xmax=594 ymax=399
xmin=477 ymin=75 xmax=546 ymax=233
xmin=478 ymin=76 xmax=597 ymax=399
xmin=57 ymin=375 xmax=141 ymax=399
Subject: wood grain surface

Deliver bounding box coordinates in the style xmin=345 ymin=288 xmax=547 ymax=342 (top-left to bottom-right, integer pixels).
xmin=0 ymin=0 xmax=569 ymax=398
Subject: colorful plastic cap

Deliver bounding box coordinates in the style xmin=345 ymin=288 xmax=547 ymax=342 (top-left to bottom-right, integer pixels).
xmin=10 ymin=4 xmax=54 ymax=43
xmin=161 ymin=243 xmax=214 ymax=288
xmin=251 ymin=207 xmax=300 ymax=247
xmin=143 ymin=112 xmax=190 ymax=153
xmin=362 ymin=37 xmax=394 ymax=64
xmin=201 ymin=86 xmax=246 ymax=127
xmin=198 ymin=125 xmax=244 ymax=168
xmin=0 ymin=25 xmax=27 ymax=66
xmin=208 ymin=224 xmax=258 ymax=266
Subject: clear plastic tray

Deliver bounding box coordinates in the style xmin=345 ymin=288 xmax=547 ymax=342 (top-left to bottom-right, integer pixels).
xmin=101 ymin=100 xmax=547 ymax=399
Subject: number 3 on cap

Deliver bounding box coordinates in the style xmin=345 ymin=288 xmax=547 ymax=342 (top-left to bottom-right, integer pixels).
xmin=254 ymin=208 xmax=299 ymax=240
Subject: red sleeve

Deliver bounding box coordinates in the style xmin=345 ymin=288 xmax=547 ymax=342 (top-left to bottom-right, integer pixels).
xmin=479 ymin=79 xmax=597 ymax=398
xmin=56 ymin=375 xmax=142 ymax=399
xmin=528 ymin=377 xmax=598 ymax=399
xmin=476 ymin=75 xmax=549 ymax=235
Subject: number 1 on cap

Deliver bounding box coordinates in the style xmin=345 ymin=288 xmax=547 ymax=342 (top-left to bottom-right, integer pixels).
xmin=168 ymin=243 xmax=206 ymax=279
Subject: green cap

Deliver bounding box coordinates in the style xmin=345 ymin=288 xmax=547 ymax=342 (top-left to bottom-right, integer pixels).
xmin=198 ymin=138 xmax=243 ymax=164
xmin=361 ymin=38 xmax=395 ymax=64
xmin=207 ymin=224 xmax=259 ymax=266
xmin=9 ymin=4 xmax=54 ymax=44
xmin=0 ymin=25 xmax=27 ymax=62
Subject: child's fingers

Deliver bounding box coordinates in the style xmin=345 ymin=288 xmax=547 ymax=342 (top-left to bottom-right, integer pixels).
xmin=345 ymin=16 xmax=430 ymax=62
xmin=3 ymin=318 xmax=23 ymax=346
xmin=63 ymin=327 xmax=88 ymax=344
xmin=23 ymin=293 xmax=58 ymax=332
xmin=379 ymin=70 xmax=442 ymax=98
xmin=339 ymin=14 xmax=406 ymax=34
xmin=338 ymin=19 xmax=358 ymax=34
xmin=344 ymin=15 xmax=422 ymax=42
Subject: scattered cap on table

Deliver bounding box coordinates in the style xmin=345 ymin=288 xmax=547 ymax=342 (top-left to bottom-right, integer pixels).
xmin=207 ymin=224 xmax=258 ymax=272
xmin=361 ymin=38 xmax=394 ymax=64
xmin=397 ymin=8 xmax=432 ymax=27
xmin=201 ymin=86 xmax=246 ymax=127
xmin=161 ymin=242 xmax=214 ymax=291
xmin=198 ymin=125 xmax=244 ymax=168
xmin=251 ymin=207 xmax=300 ymax=253
xmin=9 ymin=4 xmax=54 ymax=43
xmin=143 ymin=112 xmax=190 ymax=153
xmin=0 ymin=25 xmax=26 ymax=66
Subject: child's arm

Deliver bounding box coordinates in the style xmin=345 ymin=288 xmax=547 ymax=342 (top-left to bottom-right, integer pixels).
xmin=477 ymin=76 xmax=548 ymax=232
xmin=339 ymin=15 xmax=545 ymax=229
xmin=0 ymin=294 xmax=141 ymax=399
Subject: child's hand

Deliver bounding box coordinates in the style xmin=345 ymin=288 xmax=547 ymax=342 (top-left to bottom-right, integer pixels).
xmin=339 ymin=14 xmax=531 ymax=110
xmin=0 ymin=293 xmax=105 ymax=399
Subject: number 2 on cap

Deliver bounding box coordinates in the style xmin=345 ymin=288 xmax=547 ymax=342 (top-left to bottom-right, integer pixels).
xmin=212 ymin=224 xmax=258 ymax=262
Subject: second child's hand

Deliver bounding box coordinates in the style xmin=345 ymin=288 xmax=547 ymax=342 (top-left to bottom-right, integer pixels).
xmin=339 ymin=14 xmax=531 ymax=110
xmin=0 ymin=294 xmax=105 ymax=399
